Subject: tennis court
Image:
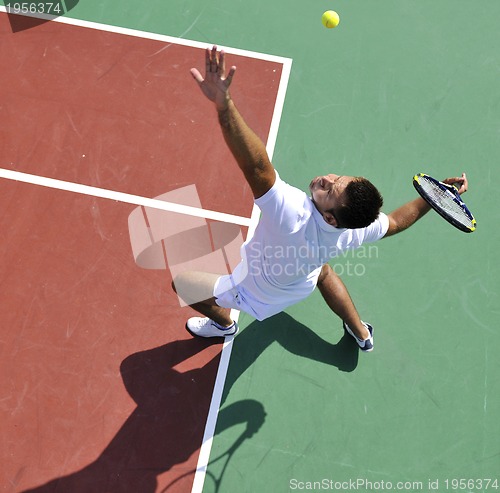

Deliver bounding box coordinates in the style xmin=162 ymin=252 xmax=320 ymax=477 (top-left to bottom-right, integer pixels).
xmin=1 ymin=1 xmax=499 ymax=492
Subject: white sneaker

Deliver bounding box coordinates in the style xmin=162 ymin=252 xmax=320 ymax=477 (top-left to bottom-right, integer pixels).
xmin=186 ymin=317 xmax=239 ymax=338
xmin=343 ymin=321 xmax=374 ymax=352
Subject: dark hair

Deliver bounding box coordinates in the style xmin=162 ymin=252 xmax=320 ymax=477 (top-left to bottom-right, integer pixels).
xmin=331 ymin=177 xmax=384 ymax=229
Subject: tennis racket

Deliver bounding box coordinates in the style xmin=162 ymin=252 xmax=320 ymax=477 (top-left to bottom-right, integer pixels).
xmin=413 ymin=173 xmax=476 ymax=233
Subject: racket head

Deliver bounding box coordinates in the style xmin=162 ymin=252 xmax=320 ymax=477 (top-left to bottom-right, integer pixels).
xmin=413 ymin=173 xmax=477 ymax=233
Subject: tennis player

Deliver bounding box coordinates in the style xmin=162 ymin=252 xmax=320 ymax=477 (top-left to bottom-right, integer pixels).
xmin=173 ymin=46 xmax=468 ymax=352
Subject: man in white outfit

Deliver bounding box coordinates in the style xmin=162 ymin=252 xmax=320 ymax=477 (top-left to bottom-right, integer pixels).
xmin=173 ymin=46 xmax=468 ymax=352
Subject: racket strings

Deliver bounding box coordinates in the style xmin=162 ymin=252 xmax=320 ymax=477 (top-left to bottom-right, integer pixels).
xmin=420 ymin=179 xmax=474 ymax=227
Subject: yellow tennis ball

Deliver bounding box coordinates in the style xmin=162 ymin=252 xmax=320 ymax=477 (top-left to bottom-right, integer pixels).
xmin=322 ymin=10 xmax=340 ymax=29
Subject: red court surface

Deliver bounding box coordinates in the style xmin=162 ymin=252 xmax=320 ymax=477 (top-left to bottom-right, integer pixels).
xmin=0 ymin=12 xmax=284 ymax=492
xmin=0 ymin=12 xmax=282 ymax=217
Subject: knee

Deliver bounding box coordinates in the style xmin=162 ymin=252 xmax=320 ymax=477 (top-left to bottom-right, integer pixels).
xmin=171 ymin=272 xmax=183 ymax=294
xmin=171 ymin=271 xmax=217 ymax=305
xmin=317 ymin=263 xmax=333 ymax=286
xmin=171 ymin=271 xmax=189 ymax=295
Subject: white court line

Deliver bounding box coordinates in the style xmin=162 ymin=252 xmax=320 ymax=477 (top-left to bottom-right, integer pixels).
xmin=0 ymin=5 xmax=292 ymax=64
xmin=0 ymin=168 xmax=253 ymax=226
xmin=190 ymin=49 xmax=292 ymax=493
xmin=0 ymin=8 xmax=293 ymax=491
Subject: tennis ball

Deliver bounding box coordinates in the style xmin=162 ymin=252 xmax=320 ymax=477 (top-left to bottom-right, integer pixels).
xmin=322 ymin=10 xmax=340 ymax=29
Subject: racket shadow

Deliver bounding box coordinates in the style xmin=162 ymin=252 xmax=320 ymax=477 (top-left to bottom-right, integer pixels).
xmin=158 ymin=399 xmax=267 ymax=493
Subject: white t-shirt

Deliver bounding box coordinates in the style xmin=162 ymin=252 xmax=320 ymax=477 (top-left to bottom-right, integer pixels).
xmin=215 ymin=172 xmax=389 ymax=320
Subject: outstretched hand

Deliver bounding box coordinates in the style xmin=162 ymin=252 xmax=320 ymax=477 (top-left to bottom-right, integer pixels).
xmin=442 ymin=172 xmax=468 ymax=195
xmin=190 ymin=45 xmax=236 ymax=111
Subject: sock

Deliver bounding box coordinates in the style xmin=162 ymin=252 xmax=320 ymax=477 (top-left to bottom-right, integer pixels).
xmin=212 ymin=320 xmax=235 ymax=331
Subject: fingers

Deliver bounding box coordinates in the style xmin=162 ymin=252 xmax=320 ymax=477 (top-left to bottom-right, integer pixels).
xmin=453 ymin=172 xmax=468 ymax=194
xmin=226 ymin=65 xmax=237 ymax=85
xmin=459 ymin=172 xmax=468 ymax=194
xmin=443 ymin=172 xmax=468 ymax=194
xmin=204 ymin=45 xmax=236 ymax=79
xmin=191 ymin=45 xmax=236 ymax=95
xmin=218 ymin=47 xmax=225 ymax=75
xmin=190 ymin=46 xmax=220 ymax=84
xmin=203 ymin=45 xmax=219 ymax=74
xmin=190 ymin=68 xmax=203 ymax=84
xmin=209 ymin=45 xmax=218 ymax=73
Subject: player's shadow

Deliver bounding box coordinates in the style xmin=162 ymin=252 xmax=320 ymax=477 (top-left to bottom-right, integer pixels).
xmin=6 ymin=1 xmax=80 ymax=33
xmin=223 ymin=312 xmax=359 ymax=403
xmin=21 ymin=312 xmax=357 ymax=493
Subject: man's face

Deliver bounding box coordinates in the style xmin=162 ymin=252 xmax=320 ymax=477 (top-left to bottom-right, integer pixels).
xmin=309 ymin=174 xmax=355 ymax=227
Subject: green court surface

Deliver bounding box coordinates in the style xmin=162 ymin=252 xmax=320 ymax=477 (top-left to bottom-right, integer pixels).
xmin=2 ymin=0 xmax=499 ymax=492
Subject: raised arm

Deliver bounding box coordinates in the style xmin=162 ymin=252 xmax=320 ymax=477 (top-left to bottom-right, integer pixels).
xmin=190 ymin=46 xmax=276 ymax=198
xmin=384 ymin=173 xmax=468 ymax=237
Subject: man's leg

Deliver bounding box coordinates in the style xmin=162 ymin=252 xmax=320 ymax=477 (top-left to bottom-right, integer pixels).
xmin=172 ymin=271 xmax=234 ymax=328
xmin=317 ymin=264 xmax=370 ymax=340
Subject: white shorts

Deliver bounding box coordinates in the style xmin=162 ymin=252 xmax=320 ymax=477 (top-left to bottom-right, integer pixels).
xmin=213 ymin=266 xmax=321 ymax=321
